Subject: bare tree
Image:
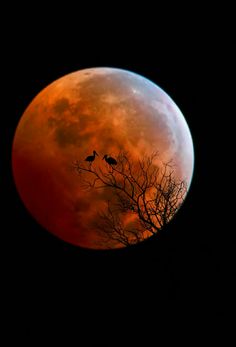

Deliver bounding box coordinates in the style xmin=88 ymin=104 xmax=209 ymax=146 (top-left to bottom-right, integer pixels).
xmin=73 ymin=151 xmax=187 ymax=248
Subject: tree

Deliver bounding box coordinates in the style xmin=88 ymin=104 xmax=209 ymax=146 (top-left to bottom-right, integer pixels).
xmin=73 ymin=151 xmax=187 ymax=248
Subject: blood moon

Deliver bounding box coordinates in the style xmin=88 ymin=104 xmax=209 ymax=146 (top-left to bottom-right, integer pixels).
xmin=12 ymin=68 xmax=194 ymax=249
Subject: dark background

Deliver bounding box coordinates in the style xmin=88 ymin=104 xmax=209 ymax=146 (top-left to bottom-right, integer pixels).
xmin=2 ymin=5 xmax=233 ymax=340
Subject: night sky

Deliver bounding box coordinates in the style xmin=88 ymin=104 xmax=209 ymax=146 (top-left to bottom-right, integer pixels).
xmin=2 ymin=7 xmax=232 ymax=341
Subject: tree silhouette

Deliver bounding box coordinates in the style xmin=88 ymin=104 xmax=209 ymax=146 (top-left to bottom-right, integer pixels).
xmin=73 ymin=151 xmax=187 ymax=248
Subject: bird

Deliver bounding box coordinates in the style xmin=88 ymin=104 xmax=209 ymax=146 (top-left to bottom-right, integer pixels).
xmin=103 ymin=154 xmax=117 ymax=166
xmin=85 ymin=150 xmax=98 ymax=163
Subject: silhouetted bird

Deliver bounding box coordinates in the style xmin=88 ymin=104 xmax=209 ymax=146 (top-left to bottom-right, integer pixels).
xmin=85 ymin=150 xmax=98 ymax=163
xmin=103 ymin=154 xmax=117 ymax=165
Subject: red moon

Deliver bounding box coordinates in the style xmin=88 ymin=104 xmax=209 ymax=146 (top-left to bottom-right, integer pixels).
xmin=12 ymin=68 xmax=194 ymax=249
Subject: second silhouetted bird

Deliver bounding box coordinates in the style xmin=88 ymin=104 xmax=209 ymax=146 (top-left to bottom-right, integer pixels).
xmin=103 ymin=154 xmax=117 ymax=166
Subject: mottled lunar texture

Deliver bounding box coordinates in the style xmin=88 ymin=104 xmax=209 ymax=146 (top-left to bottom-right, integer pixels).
xmin=12 ymin=68 xmax=194 ymax=249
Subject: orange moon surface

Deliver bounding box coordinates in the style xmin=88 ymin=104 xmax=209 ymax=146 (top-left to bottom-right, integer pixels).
xmin=12 ymin=68 xmax=194 ymax=249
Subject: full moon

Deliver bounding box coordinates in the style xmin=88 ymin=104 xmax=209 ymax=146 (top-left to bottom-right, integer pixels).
xmin=12 ymin=68 xmax=194 ymax=249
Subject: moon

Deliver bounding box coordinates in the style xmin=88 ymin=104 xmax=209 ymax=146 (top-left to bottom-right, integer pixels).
xmin=12 ymin=68 xmax=194 ymax=249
